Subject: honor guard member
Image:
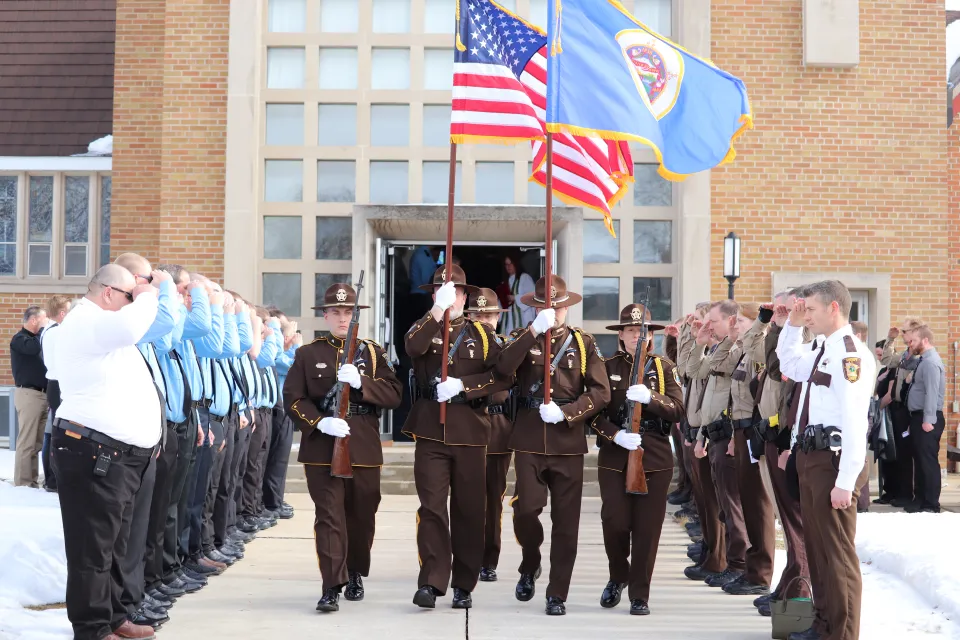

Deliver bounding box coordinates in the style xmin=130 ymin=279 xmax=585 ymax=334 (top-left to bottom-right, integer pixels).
xmin=403 ymin=265 xmax=507 ymax=611
xmin=464 ymin=288 xmax=514 ymax=584
xmin=284 ymin=283 xmax=402 ymax=613
xmin=495 ymin=275 xmax=610 ymax=616
xmin=777 ymin=281 xmax=874 ymax=640
xmin=591 ymin=304 xmax=684 ymax=616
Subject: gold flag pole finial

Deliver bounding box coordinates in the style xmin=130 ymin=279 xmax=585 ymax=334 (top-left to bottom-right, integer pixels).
xmin=455 ymin=0 xmax=467 ymax=51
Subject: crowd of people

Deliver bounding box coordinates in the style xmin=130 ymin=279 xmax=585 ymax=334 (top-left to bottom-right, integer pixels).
xmin=10 ymin=254 xmax=301 ymax=640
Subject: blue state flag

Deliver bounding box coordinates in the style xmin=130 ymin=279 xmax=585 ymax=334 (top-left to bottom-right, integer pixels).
xmin=545 ymin=0 xmax=752 ymax=179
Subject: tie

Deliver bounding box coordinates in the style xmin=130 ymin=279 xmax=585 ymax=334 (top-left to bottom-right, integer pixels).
xmin=797 ymin=344 xmax=827 ymax=431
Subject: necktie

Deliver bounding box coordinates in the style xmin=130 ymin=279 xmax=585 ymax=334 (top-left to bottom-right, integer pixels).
xmin=797 ymin=344 xmax=827 ymax=431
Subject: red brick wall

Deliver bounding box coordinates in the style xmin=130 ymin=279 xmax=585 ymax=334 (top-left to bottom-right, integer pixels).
xmin=948 ymin=124 xmax=959 ymax=463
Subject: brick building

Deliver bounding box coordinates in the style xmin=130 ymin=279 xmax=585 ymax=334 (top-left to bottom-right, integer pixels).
xmin=0 ymin=0 xmax=955 ymax=454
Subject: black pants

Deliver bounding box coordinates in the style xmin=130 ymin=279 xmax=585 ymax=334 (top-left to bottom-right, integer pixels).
xmin=52 ymin=429 xmax=153 ymax=640
xmin=229 ymin=417 xmax=253 ymax=534
xmin=203 ymin=415 xmax=233 ymax=553
xmin=145 ymin=424 xmax=179 ymax=590
xmin=163 ymin=411 xmax=198 ymax=582
xmin=241 ymin=408 xmax=272 ymax=517
xmin=119 ymin=454 xmax=156 ymax=617
xmin=911 ymin=410 xmax=945 ymax=510
xmin=42 ymin=427 xmax=58 ymax=490
xmin=185 ymin=409 xmax=215 ymax=559
xmin=890 ymin=403 xmax=913 ymax=501
xmin=262 ymin=406 xmax=294 ymax=511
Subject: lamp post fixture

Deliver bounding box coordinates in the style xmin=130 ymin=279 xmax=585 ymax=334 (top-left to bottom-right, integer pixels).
xmin=723 ymin=231 xmax=741 ymax=300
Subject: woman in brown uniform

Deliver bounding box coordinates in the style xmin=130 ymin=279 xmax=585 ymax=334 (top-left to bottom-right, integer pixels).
xmin=591 ymin=303 xmax=685 ymax=615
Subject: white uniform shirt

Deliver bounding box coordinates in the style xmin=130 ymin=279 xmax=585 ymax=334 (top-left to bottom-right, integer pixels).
xmin=776 ymin=322 xmax=875 ymax=491
xmin=43 ymin=296 xmax=162 ymax=448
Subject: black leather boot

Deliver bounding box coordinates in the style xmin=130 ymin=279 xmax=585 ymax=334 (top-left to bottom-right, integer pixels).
xmin=600 ymin=581 xmax=625 ymax=608
xmin=316 ymin=588 xmax=340 ymax=613
xmin=344 ymin=572 xmax=364 ymax=601
xmin=515 ymin=566 xmax=542 ymax=602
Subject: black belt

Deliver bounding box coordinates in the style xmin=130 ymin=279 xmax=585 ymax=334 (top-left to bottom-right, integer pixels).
xmin=798 ymin=424 xmax=841 ymax=454
xmin=487 ymin=404 xmax=509 ymax=416
xmin=418 ymin=386 xmax=470 ymax=404
xmin=348 ymin=403 xmax=381 ymax=417
xmin=732 ymin=418 xmax=754 ymax=430
xmin=209 ymin=413 xmax=226 ymax=424
xmin=685 ymin=424 xmax=701 ymax=443
xmin=910 ymin=410 xmax=942 ymax=417
xmin=705 ymin=417 xmax=734 ymax=442
xmin=55 ymin=419 xmax=158 ymax=457
xmin=201 ymin=399 xmax=213 ymax=408
xmin=518 ymin=396 xmax=574 ymax=409
xmin=16 ymin=384 xmax=45 ymax=392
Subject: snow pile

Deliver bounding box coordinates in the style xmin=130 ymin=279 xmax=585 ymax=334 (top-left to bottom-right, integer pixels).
xmin=87 ymin=135 xmax=113 ymax=156
xmin=0 ymin=599 xmax=71 ymax=640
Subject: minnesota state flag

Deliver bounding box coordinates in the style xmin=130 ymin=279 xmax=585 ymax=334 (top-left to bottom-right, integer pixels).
xmin=545 ymin=0 xmax=752 ymax=179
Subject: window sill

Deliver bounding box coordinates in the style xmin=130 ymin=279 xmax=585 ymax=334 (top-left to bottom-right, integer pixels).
xmin=0 ymin=279 xmax=88 ymax=294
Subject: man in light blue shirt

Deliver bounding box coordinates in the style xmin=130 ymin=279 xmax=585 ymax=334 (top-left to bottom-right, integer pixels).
xmin=262 ymin=309 xmax=302 ymax=521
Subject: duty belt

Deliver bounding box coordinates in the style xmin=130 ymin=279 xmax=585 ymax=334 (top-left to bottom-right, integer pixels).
xmin=347 ymin=402 xmax=381 ymax=417
xmin=685 ymin=424 xmax=701 ymax=443
xmin=486 ymin=404 xmax=509 ymax=416
xmin=732 ymin=418 xmax=754 ymax=430
xmin=518 ymin=396 xmax=574 ymax=409
xmin=55 ymin=419 xmax=159 ymax=457
xmin=705 ymin=417 xmax=734 ymax=442
xmin=418 ymin=386 xmax=469 ymax=404
xmin=798 ymin=424 xmax=842 ymax=454
xmin=635 ymin=417 xmax=672 ymax=437
xmin=753 ymin=417 xmax=781 ymax=443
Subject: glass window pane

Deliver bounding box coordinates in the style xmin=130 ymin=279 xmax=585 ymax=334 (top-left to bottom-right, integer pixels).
xmin=633 ymin=277 xmax=672 ymax=321
xmin=317 ymin=161 xmax=356 ymax=202
xmin=594 ymin=334 xmax=620 ymax=359
xmin=634 ymin=220 xmax=672 ymax=263
xmin=526 ymin=162 xmax=565 ymax=206
xmin=369 ymin=161 xmax=408 ymax=204
xmin=263 ymin=216 xmax=303 ymax=259
xmin=584 ymin=220 xmax=619 ymax=263
xmin=424 ymin=0 xmax=454 ymax=33
xmin=583 ymin=277 xmax=619 ymax=321
xmin=0 ymin=176 xmax=17 ymax=244
xmin=0 ymin=394 xmax=9 ymax=439
xmin=0 ymin=244 xmax=15 ymax=276
xmin=318 ymin=104 xmax=357 ymax=146
xmin=423 ymin=104 xmax=451 ymax=146
xmin=371 ymin=49 xmax=410 ymax=90
xmin=474 ymin=162 xmax=515 ymax=204
xmin=634 ymin=0 xmax=672 ymax=38
xmin=320 ymin=0 xmax=358 ymax=32
xmin=267 ymin=48 xmax=305 ymax=89
xmin=100 ymin=176 xmax=111 ymax=266
xmin=64 ymin=245 xmax=86 ymax=277
xmin=319 ymin=48 xmax=358 ymax=90
xmin=373 ymin=0 xmax=410 ymax=33
xmin=423 ymin=49 xmax=453 ymax=90
xmin=422 ymin=161 xmax=461 ymax=204
xmin=265 ymin=104 xmax=304 ymax=145
xmin=28 ymin=244 xmax=51 ymax=276
xmin=633 ymin=163 xmax=672 ymax=206
xmin=529 ymin=0 xmax=547 ymax=30
xmin=370 ymin=105 xmax=410 ymax=146
xmin=263 ymin=273 xmax=302 ymax=317
xmin=268 ymin=0 xmax=306 ymax=32
xmin=264 ymin=160 xmax=303 ymax=202
xmin=315 ymin=273 xmax=351 ymax=317
xmin=64 ymin=176 xmax=90 ymax=243
xmin=316 ymin=217 xmax=352 ymax=260
xmin=29 ymin=176 xmax=53 ymax=242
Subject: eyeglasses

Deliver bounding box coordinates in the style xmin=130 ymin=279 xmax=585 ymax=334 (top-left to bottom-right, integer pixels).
xmin=136 ymin=274 xmax=153 ymax=284
xmin=105 ymin=285 xmax=134 ymax=302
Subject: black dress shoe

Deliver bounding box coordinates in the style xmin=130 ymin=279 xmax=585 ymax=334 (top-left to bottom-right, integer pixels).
xmin=219 ymin=544 xmax=244 ymax=559
xmin=629 ymin=599 xmax=650 ymax=615
xmin=413 ymin=585 xmax=438 ymax=609
xmin=788 ymin=627 xmax=821 ymax=640
xmin=545 ymin=596 xmax=566 ymax=616
xmin=687 ymin=542 xmax=704 ymax=561
xmin=683 ymin=564 xmax=720 ymax=581
xmin=168 ymin=576 xmax=203 ymax=594
xmin=753 ymin=592 xmax=776 ymax=608
xmin=230 ymin=529 xmax=256 ymax=542
xmin=685 ymin=525 xmax=702 ymax=539
xmin=452 ymin=588 xmax=472 ymax=609
xmin=157 ymin=582 xmax=186 ymax=599
xmin=723 ymin=577 xmax=769 ymax=596
xmin=237 ymin=517 xmax=260 ymax=533
xmin=278 ymin=505 xmax=295 ymax=519
xmin=147 ymin=588 xmax=175 ymax=606
xmin=208 ymin=549 xmax=236 ymax=565
xmin=667 ymin=491 xmax=692 ymax=506
xmin=184 ymin=559 xmax=219 ymax=576
xmin=921 ymin=507 xmax=940 ymax=513
xmin=282 ymin=501 xmax=294 ymax=511
xmin=515 ymin=566 xmax=542 ymax=602
xmin=130 ymin=608 xmax=165 ymax=629
xmin=891 ymin=498 xmax=914 ymax=509
xmin=479 ymin=567 xmax=498 ymax=582
xmin=706 ymin=568 xmax=742 ymax=588
xmin=181 ymin=567 xmax=210 ymax=584
xmin=316 ymin=588 xmax=340 ymax=613
xmin=136 ymin=605 xmax=169 ymax=625
xmin=600 ymin=580 xmax=625 ymax=608
xmin=177 ymin=572 xmax=207 ymax=590
xmin=872 ymin=494 xmax=893 ymax=505
xmin=757 ymin=601 xmax=772 ymax=617
xmin=344 ymin=572 xmax=364 ymax=601
xmin=143 ymin=593 xmax=170 ymax=611
xmin=904 ymin=503 xmax=923 ymax=514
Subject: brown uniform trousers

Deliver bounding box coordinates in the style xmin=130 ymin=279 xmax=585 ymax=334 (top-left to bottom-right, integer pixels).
xmin=593 ymin=351 xmax=684 ymax=602
xmin=497 ymin=325 xmax=610 ymax=601
xmin=483 ymin=383 xmax=514 ymax=570
xmin=402 ymin=313 xmax=507 ymax=594
xmin=284 ymin=335 xmax=402 ymax=591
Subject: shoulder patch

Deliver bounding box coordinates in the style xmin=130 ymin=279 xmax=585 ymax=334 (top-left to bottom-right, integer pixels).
xmin=843 ymin=335 xmax=857 ymax=353
xmin=842 ymin=357 xmax=862 ymax=383
xmin=673 ymin=366 xmax=682 ymax=386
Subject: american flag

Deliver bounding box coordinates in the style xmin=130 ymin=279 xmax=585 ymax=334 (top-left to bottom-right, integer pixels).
xmin=450 ymin=0 xmax=633 ymax=231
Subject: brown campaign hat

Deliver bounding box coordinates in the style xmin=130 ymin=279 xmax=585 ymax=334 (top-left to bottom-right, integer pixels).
xmin=519 ymin=275 xmax=582 ymax=309
xmin=311 ymin=283 xmax=369 ymax=310
xmin=606 ymin=303 xmax=664 ymax=331
xmin=417 ymin=264 xmax=479 ymax=293
xmin=465 ymin=287 xmax=507 ymax=314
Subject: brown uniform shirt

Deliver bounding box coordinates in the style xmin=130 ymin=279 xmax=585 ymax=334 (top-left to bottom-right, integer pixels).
xmin=486 ymin=333 xmax=515 ymax=454
xmin=496 ymin=325 xmax=610 ymax=455
xmin=592 ymin=351 xmax=684 ymax=473
xmin=402 ymin=312 xmax=506 ymax=446
xmin=284 ymin=335 xmax=403 ymax=467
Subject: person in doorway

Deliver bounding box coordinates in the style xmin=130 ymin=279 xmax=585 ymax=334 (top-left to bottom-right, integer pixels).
xmin=497 ymin=251 xmax=536 ymax=336
xmin=904 ymin=325 xmax=946 ymax=513
xmin=11 ymin=305 xmax=49 ymax=488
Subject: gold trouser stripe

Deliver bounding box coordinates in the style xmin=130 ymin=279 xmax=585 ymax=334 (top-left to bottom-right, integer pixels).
xmin=415 ymin=512 xmax=422 ymax=566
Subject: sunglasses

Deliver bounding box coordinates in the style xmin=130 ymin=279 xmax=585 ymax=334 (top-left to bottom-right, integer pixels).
xmin=105 ymin=285 xmax=134 ymax=302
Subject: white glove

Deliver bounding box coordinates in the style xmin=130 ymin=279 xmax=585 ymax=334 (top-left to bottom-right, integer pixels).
xmin=539 ymin=401 xmax=565 ymax=424
xmin=614 ymin=430 xmax=643 ymax=451
xmin=626 ymin=384 xmax=652 ymax=404
xmin=531 ymin=308 xmax=556 ymax=336
xmin=318 ymin=417 xmax=350 ymax=438
xmin=435 ymin=377 xmax=465 ymax=402
xmin=337 ymin=364 xmax=362 ymax=390
xmin=433 ymin=281 xmax=457 ymax=312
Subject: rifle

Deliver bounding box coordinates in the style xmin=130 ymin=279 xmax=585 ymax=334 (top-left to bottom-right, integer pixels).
xmin=330 ymin=271 xmax=365 ymax=479
xmin=624 ymin=289 xmax=651 ymax=495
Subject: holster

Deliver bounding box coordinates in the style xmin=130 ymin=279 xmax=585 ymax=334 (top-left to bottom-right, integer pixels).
xmin=798 ymin=424 xmax=842 ymax=454
xmin=705 ymin=415 xmax=734 ymax=443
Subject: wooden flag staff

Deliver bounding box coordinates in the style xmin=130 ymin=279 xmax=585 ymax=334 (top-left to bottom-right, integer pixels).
xmin=439 ymin=142 xmax=457 ymax=425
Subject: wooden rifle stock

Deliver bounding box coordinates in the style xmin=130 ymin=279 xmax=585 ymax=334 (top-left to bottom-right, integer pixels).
xmin=624 ymin=333 xmax=649 ymax=495
xmin=331 ymin=271 xmax=365 ymax=479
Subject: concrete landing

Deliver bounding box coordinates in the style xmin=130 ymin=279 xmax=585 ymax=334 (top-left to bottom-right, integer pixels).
xmin=159 ymin=494 xmax=772 ymax=640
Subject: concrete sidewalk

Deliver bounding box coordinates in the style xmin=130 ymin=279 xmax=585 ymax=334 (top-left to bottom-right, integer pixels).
xmin=159 ymin=494 xmax=772 ymax=640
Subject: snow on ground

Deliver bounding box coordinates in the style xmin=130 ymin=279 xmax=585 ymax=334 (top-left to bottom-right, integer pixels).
xmin=0 ymin=449 xmax=43 ymax=484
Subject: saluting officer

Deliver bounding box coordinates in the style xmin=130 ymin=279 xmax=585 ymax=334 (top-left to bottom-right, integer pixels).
xmin=283 ymin=283 xmax=403 ymax=613
xmin=464 ymin=288 xmax=515 ymax=584
xmin=403 ymin=265 xmax=507 ymax=611
xmin=591 ymin=304 xmax=684 ymax=616
xmin=777 ymin=281 xmax=875 ymax=640
xmin=495 ymin=275 xmax=610 ymax=616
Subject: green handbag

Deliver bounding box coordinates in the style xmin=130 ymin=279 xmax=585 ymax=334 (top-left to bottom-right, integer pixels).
xmin=771 ymin=577 xmax=815 ymax=639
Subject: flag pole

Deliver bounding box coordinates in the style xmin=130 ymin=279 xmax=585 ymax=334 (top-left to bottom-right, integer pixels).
xmin=543 ymin=132 xmax=554 ymax=404
xmin=439 ymin=141 xmax=457 ymax=425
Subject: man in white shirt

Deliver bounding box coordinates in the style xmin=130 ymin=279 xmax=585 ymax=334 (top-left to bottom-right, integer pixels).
xmin=776 ymin=280 xmax=875 ymax=640
xmin=46 ymin=264 xmax=162 ymax=640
